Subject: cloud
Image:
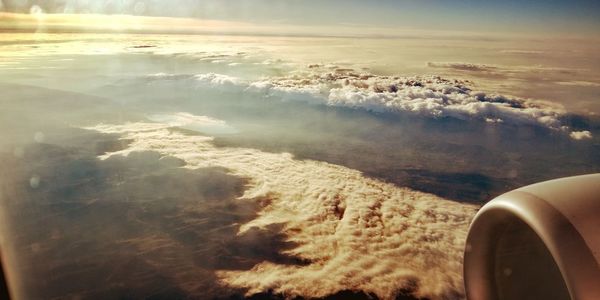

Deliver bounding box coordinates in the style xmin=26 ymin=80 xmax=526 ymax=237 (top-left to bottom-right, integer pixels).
xmin=0 ymin=10 xmax=456 ymax=38
xmin=87 ymin=119 xmax=478 ymax=300
xmin=194 ymin=73 xmax=242 ymax=87
xmin=147 ymin=112 xmax=238 ymax=135
xmin=499 ymin=49 xmax=545 ymax=55
xmin=556 ymin=80 xmax=600 ymax=87
xmin=144 ymin=72 xmax=245 ymax=87
xmin=569 ymin=130 xmax=593 ymax=140
xmin=0 ymin=12 xmax=261 ymax=34
xmin=140 ymin=66 xmax=594 ymax=141
xmin=244 ymin=68 xmax=581 ymax=134
xmin=1 ymin=137 xmax=288 ymax=299
xmin=427 ymin=62 xmax=497 ymax=72
xmin=427 ymin=61 xmax=578 ymax=76
xmin=140 ymin=67 xmax=593 ymax=140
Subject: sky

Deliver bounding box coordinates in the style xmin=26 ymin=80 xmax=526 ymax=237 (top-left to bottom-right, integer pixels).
xmin=1 ymin=0 xmax=599 ymax=36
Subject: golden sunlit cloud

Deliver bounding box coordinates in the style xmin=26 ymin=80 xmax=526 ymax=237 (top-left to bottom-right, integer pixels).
xmin=0 ymin=12 xmax=262 ymax=34
xmin=0 ymin=11 xmax=501 ymax=39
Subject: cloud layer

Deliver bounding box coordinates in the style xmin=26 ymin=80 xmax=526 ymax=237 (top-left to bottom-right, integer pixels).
xmin=252 ymin=69 xmax=568 ymax=130
xmin=163 ymin=67 xmax=591 ymax=140
xmin=88 ymin=119 xmax=478 ymax=300
xmin=427 ymin=62 xmax=497 ymax=72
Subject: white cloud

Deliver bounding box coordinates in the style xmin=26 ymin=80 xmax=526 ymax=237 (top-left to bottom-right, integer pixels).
xmin=569 ymin=130 xmax=593 ymax=140
xmin=146 ymin=72 xmax=191 ymax=80
xmin=143 ymin=68 xmax=591 ymax=139
xmin=87 ymin=120 xmax=478 ymax=300
xmin=247 ymin=69 xmax=572 ymax=132
xmin=147 ymin=112 xmax=237 ymax=135
xmin=194 ymin=73 xmax=242 ymax=86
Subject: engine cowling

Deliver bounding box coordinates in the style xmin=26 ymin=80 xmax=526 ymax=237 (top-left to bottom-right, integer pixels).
xmin=464 ymin=174 xmax=600 ymax=300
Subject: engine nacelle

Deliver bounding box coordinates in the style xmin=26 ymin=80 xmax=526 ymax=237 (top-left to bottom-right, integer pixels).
xmin=464 ymin=174 xmax=600 ymax=300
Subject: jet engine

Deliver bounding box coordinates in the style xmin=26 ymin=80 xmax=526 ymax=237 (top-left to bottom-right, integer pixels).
xmin=464 ymin=174 xmax=600 ymax=300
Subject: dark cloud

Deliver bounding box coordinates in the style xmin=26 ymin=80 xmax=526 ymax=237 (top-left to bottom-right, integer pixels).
xmin=427 ymin=62 xmax=497 ymax=72
xmin=0 ymin=133 xmax=305 ymax=299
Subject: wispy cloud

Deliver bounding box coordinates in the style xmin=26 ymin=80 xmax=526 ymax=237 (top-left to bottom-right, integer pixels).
xmin=499 ymin=49 xmax=545 ymax=55
xmin=427 ymin=61 xmax=579 ymax=76
xmin=427 ymin=62 xmax=497 ymax=72
xmin=556 ymin=80 xmax=600 ymax=87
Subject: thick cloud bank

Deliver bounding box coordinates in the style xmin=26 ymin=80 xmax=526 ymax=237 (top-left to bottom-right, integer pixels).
xmin=248 ymin=68 xmax=585 ymax=136
xmin=88 ymin=119 xmax=478 ymax=300
xmin=163 ymin=66 xmax=591 ymax=140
